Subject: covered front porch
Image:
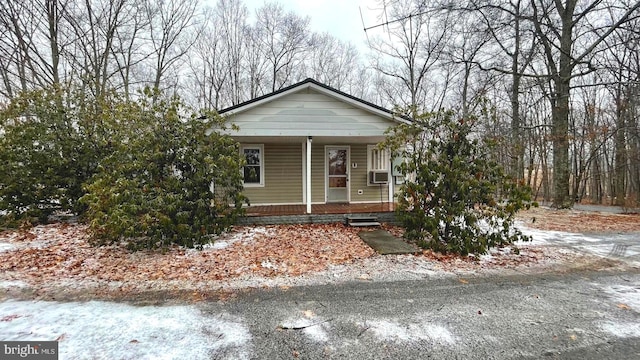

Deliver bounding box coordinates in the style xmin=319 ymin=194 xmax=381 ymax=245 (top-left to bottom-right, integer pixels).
xmin=234 ymin=136 xmax=396 ymax=214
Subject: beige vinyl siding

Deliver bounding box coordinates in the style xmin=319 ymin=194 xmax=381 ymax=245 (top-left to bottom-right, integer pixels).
xmin=307 ymin=143 xmax=390 ymax=203
xmin=350 ymin=144 xmax=390 ymax=202
xmin=311 ymin=143 xmax=325 ymax=202
xmin=228 ymin=89 xmax=395 ymax=137
xmin=242 ymin=143 xmax=302 ymax=204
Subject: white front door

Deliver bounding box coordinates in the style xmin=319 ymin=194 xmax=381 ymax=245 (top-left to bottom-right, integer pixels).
xmin=326 ymin=146 xmax=349 ymax=203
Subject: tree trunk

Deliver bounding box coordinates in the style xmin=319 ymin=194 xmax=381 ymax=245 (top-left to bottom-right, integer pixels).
xmin=613 ymin=89 xmax=627 ymax=206
xmin=628 ymin=86 xmax=640 ymax=205
xmin=46 ymin=0 xmax=61 ymax=86
xmin=552 ymin=75 xmax=572 ymax=207
xmin=550 ymin=0 xmax=576 ymax=208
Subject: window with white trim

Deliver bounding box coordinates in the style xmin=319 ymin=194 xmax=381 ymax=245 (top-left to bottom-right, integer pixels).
xmin=367 ymin=145 xmax=389 ymax=185
xmin=241 ymin=144 xmax=264 ymax=186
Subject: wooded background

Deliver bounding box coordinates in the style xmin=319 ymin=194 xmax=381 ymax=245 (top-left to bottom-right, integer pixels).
xmin=1 ymin=0 xmax=638 ymax=208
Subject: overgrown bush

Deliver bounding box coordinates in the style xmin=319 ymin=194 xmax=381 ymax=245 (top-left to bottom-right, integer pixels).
xmin=383 ymin=110 xmax=534 ymax=255
xmin=80 ymin=91 xmax=246 ymax=250
xmin=0 ymin=87 xmax=117 ymax=226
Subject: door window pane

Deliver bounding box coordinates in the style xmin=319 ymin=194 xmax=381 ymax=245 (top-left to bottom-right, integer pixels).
xmin=329 ymin=149 xmax=347 ymax=175
xmin=329 ymin=177 xmax=347 ymax=188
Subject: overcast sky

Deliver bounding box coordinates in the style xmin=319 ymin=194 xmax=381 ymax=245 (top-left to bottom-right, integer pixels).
xmin=243 ymin=0 xmax=385 ymax=54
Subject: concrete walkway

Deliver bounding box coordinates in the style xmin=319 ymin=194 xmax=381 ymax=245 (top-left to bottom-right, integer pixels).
xmin=358 ymin=230 xmax=418 ymax=255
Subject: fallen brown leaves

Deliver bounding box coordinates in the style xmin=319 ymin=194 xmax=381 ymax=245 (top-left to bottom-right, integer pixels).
xmin=1 ymin=207 xmax=625 ymax=301
xmin=518 ymin=207 xmax=640 ymax=233
xmin=0 ymin=223 xmax=375 ymax=296
xmin=420 ymin=246 xmax=556 ymax=272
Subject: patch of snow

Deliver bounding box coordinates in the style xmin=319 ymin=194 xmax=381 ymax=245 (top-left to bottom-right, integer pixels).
xmin=201 ymin=226 xmax=273 ymax=250
xmin=597 ymin=282 xmax=640 ymax=339
xmin=578 ymin=244 xmax=640 ymax=259
xmin=517 ymin=225 xmax=602 ymax=246
xmin=280 ymin=318 xmax=330 ymax=342
xmin=0 ymin=242 xmax=16 ymax=252
xmin=479 ymin=247 xmax=513 ymax=263
xmin=205 ymin=240 xmax=233 ymax=250
xmin=364 ymin=318 xmax=455 ymax=345
xmin=0 ymin=300 xmax=252 ymax=360
xmin=602 ymin=284 xmax=640 ymax=312
xmin=0 ymin=280 xmax=28 ymax=288
xmin=304 ymin=324 xmax=329 ymax=342
xmin=261 ymin=260 xmax=278 ymax=270
xmin=600 ymin=322 xmax=640 ymax=338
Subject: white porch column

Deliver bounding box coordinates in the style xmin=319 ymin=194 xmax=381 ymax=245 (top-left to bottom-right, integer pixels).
xmin=388 ymin=158 xmax=394 ymax=204
xmin=306 ymin=136 xmax=312 ymax=214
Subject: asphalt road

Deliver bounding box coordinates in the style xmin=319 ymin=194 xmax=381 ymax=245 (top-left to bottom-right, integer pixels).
xmin=200 ymin=266 xmax=640 ymax=359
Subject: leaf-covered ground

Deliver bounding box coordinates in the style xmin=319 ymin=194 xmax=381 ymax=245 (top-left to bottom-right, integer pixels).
xmin=0 ymin=223 xmax=375 ymax=298
xmin=517 ymin=207 xmax=640 ymax=233
xmin=1 ymin=207 xmax=637 ymax=301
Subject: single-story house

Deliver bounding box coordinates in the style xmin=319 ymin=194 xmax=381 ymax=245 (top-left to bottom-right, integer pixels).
xmin=218 ymin=78 xmax=407 ymax=214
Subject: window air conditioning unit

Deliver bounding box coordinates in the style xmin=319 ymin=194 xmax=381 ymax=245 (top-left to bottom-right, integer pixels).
xmin=369 ymin=170 xmax=389 ymax=184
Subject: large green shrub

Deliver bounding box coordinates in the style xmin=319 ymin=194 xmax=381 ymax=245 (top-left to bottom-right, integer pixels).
xmin=383 ymin=110 xmax=534 ymax=255
xmin=0 ymin=87 xmax=117 ymax=225
xmin=80 ymin=92 xmax=246 ymax=250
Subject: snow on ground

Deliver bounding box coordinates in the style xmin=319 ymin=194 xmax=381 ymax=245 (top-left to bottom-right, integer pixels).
xmin=602 ymin=283 xmax=640 ymax=313
xmin=214 ymin=254 xmax=455 ymax=291
xmin=362 ymin=318 xmax=456 ymax=345
xmin=597 ymin=281 xmax=640 ymax=338
xmin=516 ymin=224 xmax=603 ymax=246
xmin=577 ymin=244 xmax=640 ymax=259
xmin=279 ymin=316 xmax=330 ymax=343
xmin=0 ymin=280 xmax=28 ymax=289
xmin=479 ymin=247 xmax=513 ymax=263
xmin=600 ymin=322 xmax=640 ymax=338
xmin=517 ymin=224 xmax=640 ymax=266
xmin=0 ymin=300 xmax=252 ymax=360
xmin=0 ymin=242 xmax=15 ymax=252
xmin=201 ymin=226 xmax=274 ymax=250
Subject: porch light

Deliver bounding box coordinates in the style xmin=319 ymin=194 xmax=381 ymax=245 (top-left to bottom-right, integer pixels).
xmin=308 ymin=136 xmax=313 ymax=142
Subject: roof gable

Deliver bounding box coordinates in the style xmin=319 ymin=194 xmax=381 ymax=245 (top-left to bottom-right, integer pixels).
xmin=219 ymin=78 xmax=406 ymax=124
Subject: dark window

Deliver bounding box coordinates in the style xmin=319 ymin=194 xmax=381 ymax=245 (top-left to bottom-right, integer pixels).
xmin=243 ymin=147 xmax=262 ymax=185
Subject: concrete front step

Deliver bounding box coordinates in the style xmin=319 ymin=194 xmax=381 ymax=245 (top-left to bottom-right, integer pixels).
xmin=348 ymin=221 xmax=382 ymax=227
xmin=345 ymin=215 xmax=381 ymax=227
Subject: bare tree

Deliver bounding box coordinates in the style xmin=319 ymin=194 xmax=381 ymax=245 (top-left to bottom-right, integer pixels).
xmin=302 ymin=33 xmax=359 ymax=89
xmin=598 ymin=14 xmax=640 ymax=205
xmin=0 ymin=0 xmax=70 ymax=95
xmin=214 ymin=0 xmax=247 ymax=105
xmin=244 ymin=25 xmax=269 ymax=99
xmin=64 ymin=0 xmax=128 ymax=99
xmin=254 ymin=2 xmax=310 ymax=92
xmin=110 ymin=1 xmax=151 ymax=99
xmin=144 ymin=0 xmax=202 ymax=95
xmin=463 ymin=0 xmax=539 ymax=180
xmin=187 ymin=7 xmax=228 ymax=110
xmin=368 ymin=0 xmax=450 ymax=115
xmin=528 ymin=0 xmax=640 ymax=207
